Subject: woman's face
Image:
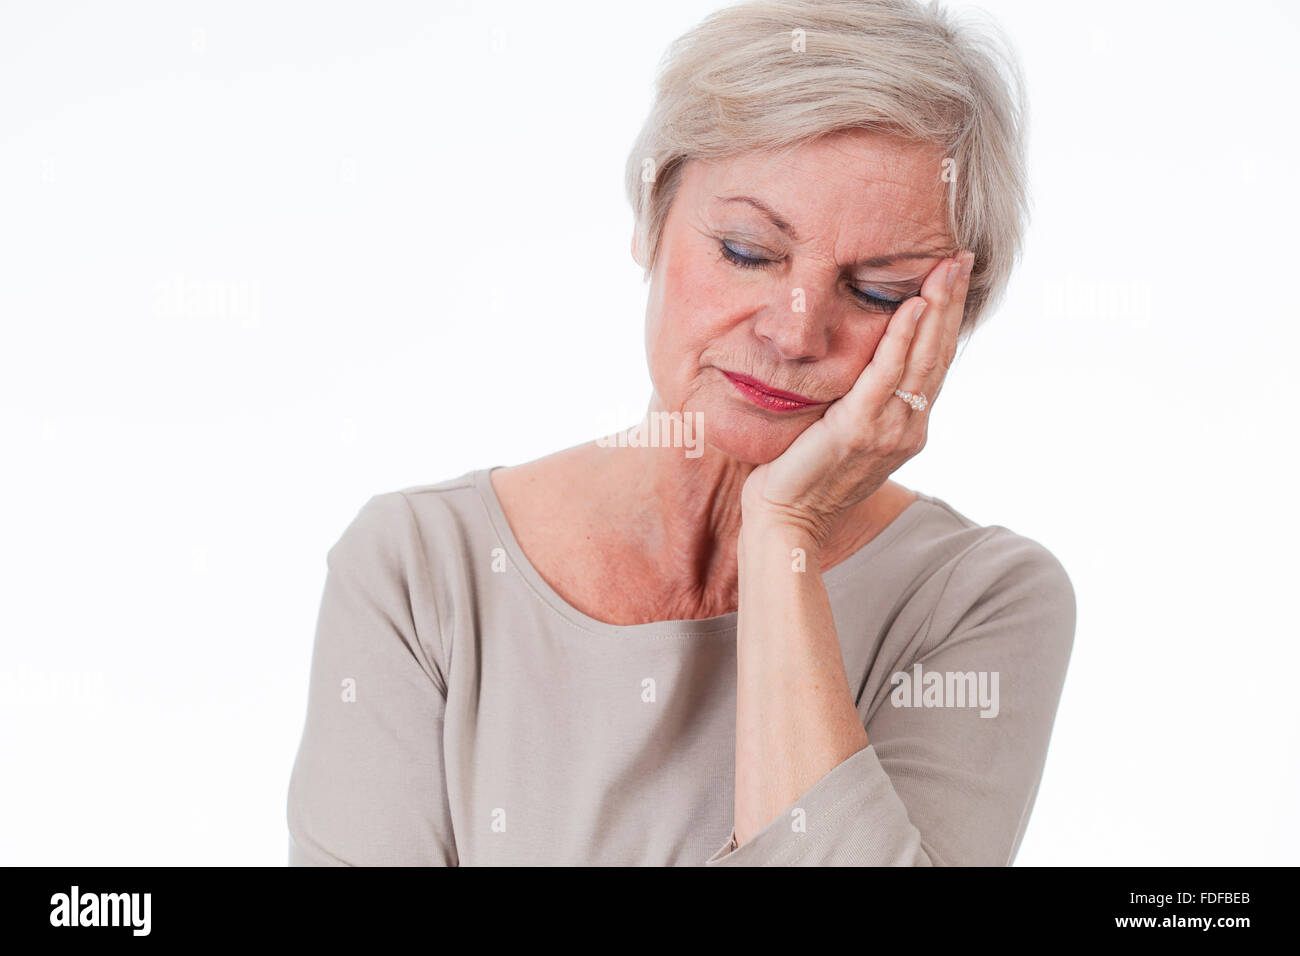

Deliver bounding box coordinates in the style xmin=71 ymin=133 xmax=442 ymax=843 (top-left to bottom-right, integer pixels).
xmin=644 ymin=128 xmax=955 ymax=465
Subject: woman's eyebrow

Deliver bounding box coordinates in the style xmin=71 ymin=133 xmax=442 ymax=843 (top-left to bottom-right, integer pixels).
xmin=714 ymin=195 xmax=948 ymax=267
xmin=716 ymin=195 xmax=801 ymax=240
xmin=852 ymin=251 xmax=947 ymax=268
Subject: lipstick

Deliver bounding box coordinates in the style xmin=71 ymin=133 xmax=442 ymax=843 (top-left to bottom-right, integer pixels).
xmin=720 ymin=370 xmax=822 ymax=412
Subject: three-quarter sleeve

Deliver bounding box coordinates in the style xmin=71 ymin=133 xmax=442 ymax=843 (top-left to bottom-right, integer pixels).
xmin=286 ymin=492 xmax=456 ymax=866
xmin=705 ymin=530 xmax=1076 ymax=866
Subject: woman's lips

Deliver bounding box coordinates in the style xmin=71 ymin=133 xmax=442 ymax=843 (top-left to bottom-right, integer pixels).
xmin=721 ymin=370 xmax=822 ymax=412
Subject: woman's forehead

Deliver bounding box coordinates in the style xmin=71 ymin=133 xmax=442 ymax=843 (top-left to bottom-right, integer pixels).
xmin=683 ymin=143 xmax=951 ymax=253
xmin=697 ymin=135 xmax=943 ymax=200
xmin=709 ymin=131 xmax=944 ymax=180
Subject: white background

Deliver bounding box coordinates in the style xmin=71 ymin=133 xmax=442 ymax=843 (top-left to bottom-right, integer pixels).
xmin=2 ymin=0 xmax=1296 ymax=865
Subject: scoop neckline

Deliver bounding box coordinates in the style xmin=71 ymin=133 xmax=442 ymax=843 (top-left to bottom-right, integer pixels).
xmin=472 ymin=465 xmax=935 ymax=638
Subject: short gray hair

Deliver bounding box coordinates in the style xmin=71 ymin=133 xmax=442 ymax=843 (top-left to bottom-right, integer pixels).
xmin=624 ymin=0 xmax=1030 ymax=339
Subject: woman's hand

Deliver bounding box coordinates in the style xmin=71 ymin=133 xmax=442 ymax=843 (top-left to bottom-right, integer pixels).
xmin=740 ymin=250 xmax=976 ymax=546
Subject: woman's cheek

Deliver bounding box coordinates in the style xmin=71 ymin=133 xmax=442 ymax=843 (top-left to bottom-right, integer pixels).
xmin=837 ymin=319 xmax=889 ymax=376
xmin=653 ymin=269 xmax=723 ymax=369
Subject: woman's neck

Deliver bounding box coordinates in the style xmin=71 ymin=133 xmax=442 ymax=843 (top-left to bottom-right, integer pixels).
xmin=587 ymin=409 xmax=895 ymax=621
xmin=492 ymin=410 xmax=908 ymax=626
xmin=604 ymin=436 xmax=752 ymax=619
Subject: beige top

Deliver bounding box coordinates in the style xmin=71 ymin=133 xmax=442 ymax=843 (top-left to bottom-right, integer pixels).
xmin=286 ymin=467 xmax=1076 ymax=866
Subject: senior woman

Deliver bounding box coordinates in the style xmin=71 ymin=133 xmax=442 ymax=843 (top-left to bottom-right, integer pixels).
xmin=287 ymin=0 xmax=1075 ymax=866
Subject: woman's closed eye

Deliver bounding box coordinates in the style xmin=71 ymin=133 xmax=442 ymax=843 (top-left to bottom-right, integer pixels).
xmin=718 ymin=239 xmax=910 ymax=314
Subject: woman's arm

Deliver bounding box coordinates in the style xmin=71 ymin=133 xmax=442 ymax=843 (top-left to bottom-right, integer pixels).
xmin=731 ymin=515 xmax=870 ymax=845
xmin=719 ymin=514 xmax=1075 ymax=866
xmin=715 ymin=250 xmax=1073 ymax=864
xmin=286 ymin=492 xmax=456 ymax=866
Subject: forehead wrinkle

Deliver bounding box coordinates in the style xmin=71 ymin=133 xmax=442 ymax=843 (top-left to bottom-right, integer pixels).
xmin=706 ymin=146 xmax=952 ymax=267
xmin=818 ymin=195 xmax=949 ymax=269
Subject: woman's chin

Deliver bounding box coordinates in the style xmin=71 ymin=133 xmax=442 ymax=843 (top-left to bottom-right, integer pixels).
xmin=696 ymin=403 xmax=812 ymax=465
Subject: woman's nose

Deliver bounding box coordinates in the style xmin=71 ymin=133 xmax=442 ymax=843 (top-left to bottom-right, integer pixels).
xmin=751 ymin=286 xmax=838 ymax=362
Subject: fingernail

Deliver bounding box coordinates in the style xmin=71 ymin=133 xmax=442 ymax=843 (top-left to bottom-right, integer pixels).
xmin=960 ymin=251 xmax=975 ymax=279
xmin=945 ymin=258 xmax=960 ymax=292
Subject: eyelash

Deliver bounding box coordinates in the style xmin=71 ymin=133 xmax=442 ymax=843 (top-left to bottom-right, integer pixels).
xmin=718 ymin=240 xmax=908 ymax=313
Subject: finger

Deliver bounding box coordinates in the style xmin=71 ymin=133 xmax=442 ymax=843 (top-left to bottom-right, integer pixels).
xmin=902 ymin=251 xmax=972 ymax=405
xmin=838 ymin=293 xmax=928 ymax=414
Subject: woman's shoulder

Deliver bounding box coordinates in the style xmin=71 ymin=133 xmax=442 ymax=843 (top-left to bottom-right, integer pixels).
xmin=323 ymin=470 xmax=500 ymax=663
xmin=326 ymin=469 xmax=497 ymax=574
xmin=391 ymin=469 xmax=488 ymax=522
xmin=901 ymin=490 xmax=1076 ymax=622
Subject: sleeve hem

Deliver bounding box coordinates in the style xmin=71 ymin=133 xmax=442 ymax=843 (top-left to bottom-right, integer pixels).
xmin=704 ymin=744 xmax=906 ymax=866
